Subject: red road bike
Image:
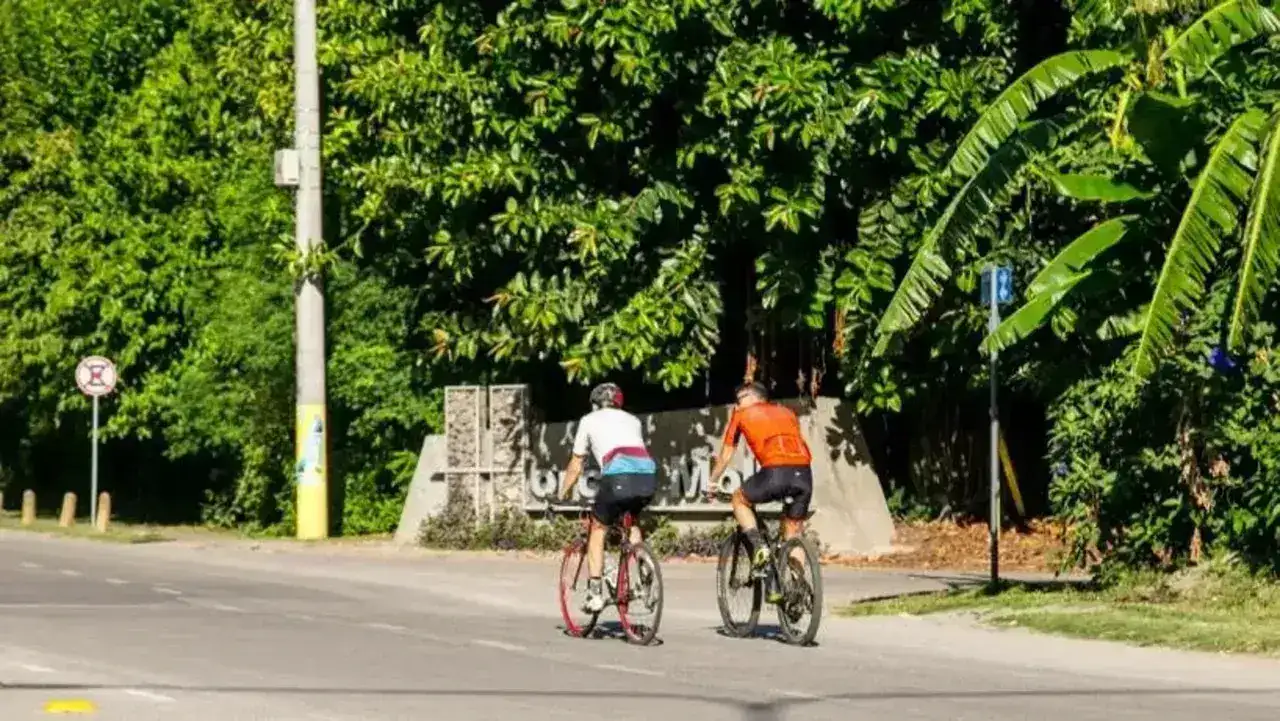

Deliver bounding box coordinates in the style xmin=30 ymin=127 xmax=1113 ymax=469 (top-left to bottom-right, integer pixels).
xmin=550 ymin=502 xmax=664 ymax=645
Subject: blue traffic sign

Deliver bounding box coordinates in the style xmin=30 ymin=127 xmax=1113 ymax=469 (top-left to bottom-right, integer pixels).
xmin=981 ymin=266 xmax=1014 ymax=306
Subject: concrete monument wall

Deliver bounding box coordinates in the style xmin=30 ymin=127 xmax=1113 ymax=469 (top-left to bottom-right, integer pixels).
xmin=393 ymin=386 xmax=894 ymax=555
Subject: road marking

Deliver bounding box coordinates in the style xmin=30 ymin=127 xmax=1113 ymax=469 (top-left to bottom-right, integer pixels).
xmin=20 ymin=562 xmax=41 ymax=569
xmin=472 ymin=639 xmax=526 ymax=652
xmin=286 ymin=613 xmax=315 ymax=622
xmin=59 ymin=569 xmax=81 ymax=577
xmin=43 ymin=699 xmax=96 ymax=713
xmin=123 ymin=689 xmax=175 ymax=703
xmin=778 ymin=690 xmax=823 ymax=700
xmin=152 ymin=587 xmax=182 ymax=596
xmin=592 ymin=663 xmax=663 ymax=677
xmin=105 ymin=578 xmax=129 ymax=585
xmin=19 ymin=663 xmax=54 ymax=673
xmin=180 ymin=597 xmax=244 ymax=613
xmin=0 ymin=603 xmax=164 ymax=610
xmin=364 ymin=622 xmax=407 ymax=632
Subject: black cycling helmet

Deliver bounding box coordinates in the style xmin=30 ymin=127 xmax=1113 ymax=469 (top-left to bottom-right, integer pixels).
xmin=589 ymin=382 xmax=624 ymax=410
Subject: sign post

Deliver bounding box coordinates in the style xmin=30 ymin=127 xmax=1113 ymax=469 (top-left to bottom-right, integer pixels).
xmin=75 ymin=356 xmax=117 ymax=527
xmin=980 ymin=266 xmax=1013 ymax=584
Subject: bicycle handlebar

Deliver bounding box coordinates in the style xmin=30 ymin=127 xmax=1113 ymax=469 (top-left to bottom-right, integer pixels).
xmin=542 ymin=500 xmax=590 ymax=513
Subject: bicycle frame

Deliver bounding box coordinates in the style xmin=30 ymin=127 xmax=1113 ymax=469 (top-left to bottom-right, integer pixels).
xmin=747 ymin=515 xmax=787 ymax=601
xmin=716 ymin=495 xmax=790 ymax=603
xmin=553 ymin=503 xmax=637 ymax=605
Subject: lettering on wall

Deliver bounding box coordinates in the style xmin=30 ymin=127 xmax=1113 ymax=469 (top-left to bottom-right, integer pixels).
xmin=525 ymin=454 xmax=753 ymax=506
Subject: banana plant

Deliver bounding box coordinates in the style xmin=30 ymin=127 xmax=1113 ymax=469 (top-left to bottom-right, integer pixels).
xmin=979 ymin=215 xmax=1136 ymax=355
xmin=872 ymin=0 xmax=1280 ymax=379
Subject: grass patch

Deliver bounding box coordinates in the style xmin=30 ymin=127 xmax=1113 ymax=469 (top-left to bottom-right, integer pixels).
xmin=842 ymin=582 xmax=1096 ymax=616
xmin=0 ymin=511 xmax=171 ymax=544
xmin=840 ymin=557 xmax=1280 ymax=656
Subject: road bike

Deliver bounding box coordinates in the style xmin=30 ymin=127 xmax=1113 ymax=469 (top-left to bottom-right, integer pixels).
xmin=711 ymin=489 xmax=823 ymax=646
xmin=548 ymin=501 xmax=664 ymax=646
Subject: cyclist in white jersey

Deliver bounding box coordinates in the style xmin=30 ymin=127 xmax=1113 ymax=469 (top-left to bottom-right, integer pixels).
xmin=559 ymin=382 xmax=657 ymax=613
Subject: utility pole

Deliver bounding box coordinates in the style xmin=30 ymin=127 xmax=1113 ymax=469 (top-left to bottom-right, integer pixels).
xmin=276 ymin=0 xmax=329 ymax=539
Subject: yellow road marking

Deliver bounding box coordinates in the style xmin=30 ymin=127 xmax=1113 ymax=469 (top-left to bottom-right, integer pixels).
xmin=43 ymin=698 xmax=97 ymax=714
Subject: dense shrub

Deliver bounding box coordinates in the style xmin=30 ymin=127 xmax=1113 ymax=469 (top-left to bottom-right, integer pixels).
xmin=417 ymin=488 xmax=579 ymax=551
xmin=418 ymin=488 xmax=826 ymax=559
xmin=1048 ymin=286 xmax=1280 ymax=573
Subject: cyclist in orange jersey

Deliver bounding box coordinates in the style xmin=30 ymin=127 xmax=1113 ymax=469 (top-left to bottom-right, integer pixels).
xmin=706 ymin=381 xmax=813 ymax=600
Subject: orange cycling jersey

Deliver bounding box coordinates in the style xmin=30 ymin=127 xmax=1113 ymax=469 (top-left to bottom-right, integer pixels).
xmin=722 ymin=403 xmax=812 ymax=468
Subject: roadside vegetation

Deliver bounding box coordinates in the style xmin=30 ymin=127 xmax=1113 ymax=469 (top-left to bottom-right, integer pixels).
xmin=842 ymin=554 xmax=1280 ymax=656
xmin=0 ymin=510 xmax=171 ymax=544
xmin=5 ymin=1 xmax=1280 ymax=665
xmin=417 ymin=489 xmax=741 ymax=558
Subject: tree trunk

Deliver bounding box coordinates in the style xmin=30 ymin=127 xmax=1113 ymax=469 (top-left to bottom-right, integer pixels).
xmin=1177 ymin=405 xmax=1210 ymax=565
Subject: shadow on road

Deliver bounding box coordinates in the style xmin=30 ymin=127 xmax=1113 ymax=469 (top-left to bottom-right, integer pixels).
xmin=710 ymin=623 xmax=821 ymax=647
xmin=2 ymin=681 xmax=1278 ymax=719
xmin=561 ymin=620 xmax=667 ymax=646
xmin=847 ymin=574 xmax=1097 ymax=605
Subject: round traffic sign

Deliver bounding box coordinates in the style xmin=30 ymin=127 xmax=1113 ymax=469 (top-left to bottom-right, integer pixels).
xmin=75 ymin=356 xmax=118 ymax=397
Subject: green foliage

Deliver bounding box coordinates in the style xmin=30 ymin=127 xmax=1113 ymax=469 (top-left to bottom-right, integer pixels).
xmin=0 ymin=0 xmax=1028 ymax=529
xmin=4 ymin=0 xmax=1280 ymax=579
xmin=873 ymin=0 xmax=1280 ymax=380
xmin=1227 ymin=108 xmax=1280 ymax=350
xmin=1131 ymin=109 xmax=1267 ymax=377
xmin=981 ymin=215 xmax=1135 ymax=354
xmin=416 ymin=490 xmax=741 ymax=558
xmin=1048 ymin=282 xmax=1280 ymax=572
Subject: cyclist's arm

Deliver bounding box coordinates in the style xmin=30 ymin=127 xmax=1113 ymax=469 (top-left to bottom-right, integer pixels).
xmin=707 ymin=444 xmax=736 ymax=490
xmin=561 ymin=454 xmax=586 ymax=499
xmin=707 ymin=410 xmax=740 ymax=492
xmin=562 ymin=419 xmax=591 ymax=499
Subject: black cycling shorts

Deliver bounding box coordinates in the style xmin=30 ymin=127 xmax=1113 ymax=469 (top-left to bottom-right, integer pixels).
xmin=592 ymin=473 xmax=657 ymax=526
xmin=741 ymin=465 xmax=813 ymax=519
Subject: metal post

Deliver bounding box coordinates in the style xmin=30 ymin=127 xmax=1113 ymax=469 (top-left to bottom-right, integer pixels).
xmin=91 ymin=395 xmax=99 ymax=526
xmin=293 ymin=0 xmax=329 ymax=539
xmin=988 ymin=268 xmax=1000 ymax=585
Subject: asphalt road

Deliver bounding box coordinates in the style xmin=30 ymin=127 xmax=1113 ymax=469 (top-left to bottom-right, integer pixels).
xmin=2 ymin=531 xmax=1279 ymax=720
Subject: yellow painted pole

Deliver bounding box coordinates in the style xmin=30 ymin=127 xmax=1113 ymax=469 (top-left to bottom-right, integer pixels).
xmin=998 ymin=432 xmax=1026 ymax=517
xmin=295 ymin=404 xmax=328 ymax=539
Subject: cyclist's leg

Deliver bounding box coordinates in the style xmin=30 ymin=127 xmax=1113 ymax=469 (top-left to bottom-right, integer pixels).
xmin=736 ymin=468 xmax=779 ymax=566
xmin=627 ymin=473 xmax=657 ymax=546
xmin=779 ymin=466 xmax=814 ymax=566
xmin=624 ymin=481 xmax=659 ymax=606
xmin=586 ymin=481 xmax=620 ymax=612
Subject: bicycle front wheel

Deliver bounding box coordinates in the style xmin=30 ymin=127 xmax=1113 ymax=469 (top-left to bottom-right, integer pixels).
xmin=558 ymin=538 xmax=598 ymax=638
xmin=617 ymin=542 xmax=663 ymax=645
xmin=775 ymin=535 xmax=823 ymax=646
xmin=716 ymin=532 xmax=761 ymax=637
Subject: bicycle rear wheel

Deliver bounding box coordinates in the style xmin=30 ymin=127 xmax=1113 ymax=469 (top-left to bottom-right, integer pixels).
xmin=617 ymin=542 xmax=663 ymax=645
xmin=558 ymin=538 xmax=599 ymax=638
xmin=716 ymin=532 xmax=761 ymax=637
xmin=775 ymin=536 xmax=822 ymax=646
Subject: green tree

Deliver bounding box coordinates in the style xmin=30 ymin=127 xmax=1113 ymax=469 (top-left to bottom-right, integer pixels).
xmin=871 ymin=0 xmax=1280 ymax=379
